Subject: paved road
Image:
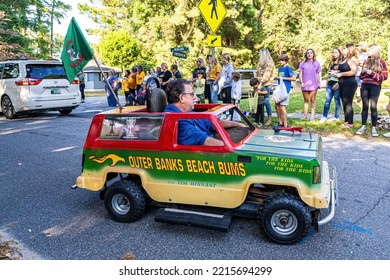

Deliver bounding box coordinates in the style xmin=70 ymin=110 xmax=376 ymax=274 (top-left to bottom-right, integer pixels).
xmin=0 ymin=97 xmax=389 ymax=260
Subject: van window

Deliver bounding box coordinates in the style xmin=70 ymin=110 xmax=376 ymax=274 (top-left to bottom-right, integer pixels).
xmin=26 ymin=64 xmax=67 ymax=79
xmin=3 ymin=63 xmax=19 ymax=79
xmin=240 ymin=71 xmax=254 ymax=80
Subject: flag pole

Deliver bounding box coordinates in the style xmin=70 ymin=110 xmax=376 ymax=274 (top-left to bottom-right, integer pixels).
xmin=93 ymin=55 xmax=123 ymax=110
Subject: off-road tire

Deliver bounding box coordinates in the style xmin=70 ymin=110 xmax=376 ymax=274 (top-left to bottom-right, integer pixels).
xmin=1 ymin=95 xmax=16 ymax=119
xmin=258 ymin=193 xmax=310 ymax=244
xmin=104 ymin=180 xmax=146 ymax=223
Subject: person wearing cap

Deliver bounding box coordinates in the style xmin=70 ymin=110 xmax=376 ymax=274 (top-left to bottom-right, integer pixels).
xmin=105 ymin=69 xmax=119 ymax=107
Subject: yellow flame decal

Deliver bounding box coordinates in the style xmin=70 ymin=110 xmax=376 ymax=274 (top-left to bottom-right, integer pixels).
xmin=89 ymin=154 xmax=125 ymax=167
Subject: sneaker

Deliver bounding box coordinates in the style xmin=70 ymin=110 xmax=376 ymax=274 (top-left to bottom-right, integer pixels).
xmin=327 ymin=116 xmax=339 ymax=122
xmin=310 ymin=117 xmax=315 ymax=122
xmin=320 ymin=117 xmax=327 ymax=123
xmin=371 ymin=127 xmax=379 ymax=137
xmin=355 ymin=126 xmax=366 ymax=135
xmin=383 ymin=132 xmax=390 ymax=138
xmin=81 ymin=99 xmax=85 ymax=103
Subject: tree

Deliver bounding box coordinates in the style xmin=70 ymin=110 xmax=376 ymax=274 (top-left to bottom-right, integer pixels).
xmin=0 ymin=0 xmax=71 ymax=59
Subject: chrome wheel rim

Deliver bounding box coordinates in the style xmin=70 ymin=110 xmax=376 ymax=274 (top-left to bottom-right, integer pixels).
xmin=111 ymin=194 xmax=130 ymax=215
xmin=270 ymin=210 xmax=298 ymax=235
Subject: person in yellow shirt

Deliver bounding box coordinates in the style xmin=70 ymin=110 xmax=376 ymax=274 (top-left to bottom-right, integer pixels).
xmin=128 ymin=66 xmax=137 ymax=105
xmin=122 ymin=70 xmax=131 ymax=105
xmin=208 ymin=55 xmax=222 ymax=104
xmin=136 ymin=64 xmax=145 ymax=92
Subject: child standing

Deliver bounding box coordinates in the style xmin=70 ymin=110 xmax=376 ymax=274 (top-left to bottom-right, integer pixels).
xmin=231 ymin=72 xmax=242 ymax=106
xmin=277 ymin=54 xmax=296 ymax=127
xmin=231 ymin=72 xmax=242 ymax=121
xmin=250 ymin=77 xmax=268 ymax=127
xmin=195 ymin=70 xmax=206 ymax=103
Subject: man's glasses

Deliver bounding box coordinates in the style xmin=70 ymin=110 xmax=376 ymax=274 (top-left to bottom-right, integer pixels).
xmin=182 ymin=92 xmax=195 ymax=97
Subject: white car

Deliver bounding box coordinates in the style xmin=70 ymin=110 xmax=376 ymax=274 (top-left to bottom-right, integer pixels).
xmin=235 ymin=68 xmax=257 ymax=99
xmin=0 ymin=60 xmax=81 ymax=119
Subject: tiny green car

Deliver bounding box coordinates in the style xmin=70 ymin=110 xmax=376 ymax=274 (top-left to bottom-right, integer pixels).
xmin=74 ymin=89 xmax=337 ymax=244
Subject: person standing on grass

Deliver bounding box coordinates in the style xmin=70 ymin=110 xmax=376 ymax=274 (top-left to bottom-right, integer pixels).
xmin=276 ymin=54 xmax=296 ymax=127
xmin=250 ymin=77 xmax=267 ymax=126
xmin=320 ymin=48 xmax=343 ymax=123
xmin=256 ymin=48 xmax=274 ymax=125
xmin=332 ymin=44 xmax=358 ymax=129
xmin=355 ymin=44 xmax=388 ymax=137
xmin=218 ymin=53 xmax=234 ymax=104
xmin=355 ymin=42 xmax=368 ymax=103
xmin=209 ymin=55 xmax=222 ymax=104
xmin=122 ymin=69 xmax=131 ymax=106
xmin=298 ymin=48 xmax=321 ymax=122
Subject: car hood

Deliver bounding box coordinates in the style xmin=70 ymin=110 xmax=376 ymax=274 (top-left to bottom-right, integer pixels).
xmin=237 ymin=129 xmax=321 ymax=159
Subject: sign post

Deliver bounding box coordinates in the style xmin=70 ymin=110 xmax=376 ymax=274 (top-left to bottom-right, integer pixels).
xmin=198 ymin=0 xmax=227 ymax=52
xmin=171 ymin=47 xmax=189 ymax=68
xmin=198 ymin=0 xmax=227 ymax=33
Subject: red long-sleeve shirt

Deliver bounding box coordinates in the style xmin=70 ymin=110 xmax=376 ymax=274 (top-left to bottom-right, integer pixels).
xmin=360 ymin=59 xmax=388 ymax=86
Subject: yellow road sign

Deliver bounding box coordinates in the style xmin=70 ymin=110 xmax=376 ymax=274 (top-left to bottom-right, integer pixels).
xmin=198 ymin=0 xmax=227 ymax=33
xmin=207 ymin=35 xmax=222 ymax=47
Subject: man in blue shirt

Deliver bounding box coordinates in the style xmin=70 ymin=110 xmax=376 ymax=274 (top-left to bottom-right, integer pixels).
xmin=164 ymin=79 xmax=245 ymax=146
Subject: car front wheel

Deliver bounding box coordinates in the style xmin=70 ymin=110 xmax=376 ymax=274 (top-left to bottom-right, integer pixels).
xmin=1 ymin=95 xmax=16 ymax=119
xmin=104 ymin=180 xmax=146 ymax=223
xmin=258 ymin=193 xmax=310 ymax=244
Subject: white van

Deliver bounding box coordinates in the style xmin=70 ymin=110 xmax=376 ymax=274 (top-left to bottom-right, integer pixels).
xmin=0 ymin=60 xmax=81 ymax=119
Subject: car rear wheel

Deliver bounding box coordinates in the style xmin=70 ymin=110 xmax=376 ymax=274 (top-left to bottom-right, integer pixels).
xmin=59 ymin=108 xmax=72 ymax=115
xmin=1 ymin=95 xmax=16 ymax=119
xmin=104 ymin=180 xmax=146 ymax=223
xmin=258 ymin=193 xmax=310 ymax=244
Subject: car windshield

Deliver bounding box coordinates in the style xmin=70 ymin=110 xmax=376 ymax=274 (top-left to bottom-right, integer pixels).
xmin=26 ymin=64 xmax=67 ymax=79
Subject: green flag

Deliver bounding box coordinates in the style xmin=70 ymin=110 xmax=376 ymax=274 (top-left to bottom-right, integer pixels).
xmin=61 ymin=17 xmax=94 ymax=83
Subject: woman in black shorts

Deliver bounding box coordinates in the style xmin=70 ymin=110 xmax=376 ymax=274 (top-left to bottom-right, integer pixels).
xmin=333 ymin=44 xmax=358 ymax=128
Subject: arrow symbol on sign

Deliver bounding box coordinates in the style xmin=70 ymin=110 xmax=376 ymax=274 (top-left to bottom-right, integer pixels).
xmin=211 ymin=38 xmax=218 ymax=44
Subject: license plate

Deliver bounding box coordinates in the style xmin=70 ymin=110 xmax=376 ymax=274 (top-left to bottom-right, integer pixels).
xmin=51 ymin=88 xmax=61 ymax=94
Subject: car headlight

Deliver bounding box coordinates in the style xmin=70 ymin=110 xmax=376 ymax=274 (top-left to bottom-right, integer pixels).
xmin=312 ymin=165 xmax=321 ymax=184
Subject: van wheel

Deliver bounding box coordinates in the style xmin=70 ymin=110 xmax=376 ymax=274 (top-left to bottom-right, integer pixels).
xmin=1 ymin=95 xmax=16 ymax=119
xmin=104 ymin=181 xmax=146 ymax=223
xmin=258 ymin=193 xmax=310 ymax=244
xmin=59 ymin=108 xmax=72 ymax=115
